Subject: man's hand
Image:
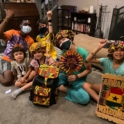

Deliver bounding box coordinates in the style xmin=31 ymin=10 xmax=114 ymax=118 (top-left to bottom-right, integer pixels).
xmin=4 ymin=9 xmax=14 ymax=20
xmin=47 ymin=10 xmax=52 ymax=18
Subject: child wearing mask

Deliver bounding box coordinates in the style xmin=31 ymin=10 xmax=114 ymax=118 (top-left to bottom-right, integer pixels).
xmin=83 ymin=40 xmax=124 ymax=103
xmin=55 ymin=30 xmax=92 ymax=105
xmin=11 ymin=42 xmax=48 ymax=99
xmin=36 ymin=10 xmax=57 ymax=65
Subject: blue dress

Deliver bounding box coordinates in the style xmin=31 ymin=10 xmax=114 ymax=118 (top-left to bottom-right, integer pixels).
xmin=58 ymin=47 xmax=90 ymax=104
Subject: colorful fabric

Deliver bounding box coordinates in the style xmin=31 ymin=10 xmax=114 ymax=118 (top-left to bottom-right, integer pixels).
xmin=36 ymin=33 xmax=57 ymax=60
xmin=38 ymin=64 xmax=59 ymax=86
xmin=59 ymin=49 xmax=83 ymax=75
xmin=2 ymin=29 xmax=34 ymax=62
xmin=100 ymin=58 xmax=124 ymax=76
xmin=11 ymin=58 xmax=30 ymax=79
xmin=55 ymin=30 xmax=75 ymax=47
xmin=33 ymin=85 xmax=51 ymax=106
xmin=108 ymin=40 xmax=124 ymax=57
xmin=58 ymin=47 xmax=89 ymax=104
xmin=29 ymin=42 xmax=43 ymax=53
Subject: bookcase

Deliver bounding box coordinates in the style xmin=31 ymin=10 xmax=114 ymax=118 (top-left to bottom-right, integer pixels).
xmin=57 ymin=5 xmax=77 ymax=32
xmin=71 ymin=12 xmax=97 ymax=36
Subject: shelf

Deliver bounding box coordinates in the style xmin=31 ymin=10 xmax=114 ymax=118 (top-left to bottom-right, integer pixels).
xmin=57 ymin=5 xmax=77 ymax=31
xmin=72 ymin=21 xmax=91 ymax=25
xmin=72 ymin=12 xmax=96 ymax=16
xmin=71 ymin=12 xmax=97 ymax=36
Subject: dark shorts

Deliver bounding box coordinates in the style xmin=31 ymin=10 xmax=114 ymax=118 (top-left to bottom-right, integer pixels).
xmin=1 ymin=59 xmax=11 ymax=73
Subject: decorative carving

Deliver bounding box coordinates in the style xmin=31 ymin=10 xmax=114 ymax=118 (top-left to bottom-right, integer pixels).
xmin=96 ymin=74 xmax=124 ymax=124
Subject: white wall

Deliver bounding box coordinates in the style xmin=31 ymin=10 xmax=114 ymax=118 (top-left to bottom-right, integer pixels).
xmin=99 ymin=0 xmax=124 ymax=39
xmin=58 ymin=0 xmax=99 ymax=13
xmin=59 ymin=0 xmax=124 ymax=39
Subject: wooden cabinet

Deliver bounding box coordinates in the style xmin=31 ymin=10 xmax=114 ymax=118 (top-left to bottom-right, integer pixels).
xmin=57 ymin=5 xmax=77 ymax=32
xmin=71 ymin=12 xmax=97 ymax=36
xmin=0 ymin=2 xmax=39 ymax=40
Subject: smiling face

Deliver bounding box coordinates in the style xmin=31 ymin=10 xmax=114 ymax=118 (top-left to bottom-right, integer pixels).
xmin=113 ymin=48 xmax=124 ymax=61
xmin=33 ymin=48 xmax=45 ymax=60
xmin=13 ymin=51 xmax=25 ymax=63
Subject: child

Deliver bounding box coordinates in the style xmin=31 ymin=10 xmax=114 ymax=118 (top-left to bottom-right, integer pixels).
xmin=11 ymin=42 xmax=47 ymax=99
xmin=11 ymin=46 xmax=36 ymax=86
xmin=83 ymin=40 xmax=124 ymax=102
xmin=36 ymin=10 xmax=57 ymax=65
xmin=55 ymin=30 xmax=92 ymax=105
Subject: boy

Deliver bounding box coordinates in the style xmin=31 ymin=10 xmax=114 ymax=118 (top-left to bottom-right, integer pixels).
xmin=36 ymin=10 xmax=57 ymax=65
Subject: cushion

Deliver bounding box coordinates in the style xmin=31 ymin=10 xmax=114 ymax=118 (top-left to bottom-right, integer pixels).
xmin=74 ymin=34 xmax=108 ymax=58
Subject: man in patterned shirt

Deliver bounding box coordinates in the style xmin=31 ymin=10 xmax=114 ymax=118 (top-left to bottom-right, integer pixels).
xmin=0 ymin=9 xmax=34 ymax=86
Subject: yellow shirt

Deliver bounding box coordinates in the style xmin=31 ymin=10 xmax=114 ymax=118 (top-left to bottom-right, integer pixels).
xmin=36 ymin=33 xmax=57 ymax=60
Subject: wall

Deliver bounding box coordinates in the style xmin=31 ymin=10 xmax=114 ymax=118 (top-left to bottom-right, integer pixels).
xmin=58 ymin=0 xmax=99 ymax=13
xmin=99 ymin=0 xmax=124 ymax=39
xmin=59 ymin=0 xmax=124 ymax=39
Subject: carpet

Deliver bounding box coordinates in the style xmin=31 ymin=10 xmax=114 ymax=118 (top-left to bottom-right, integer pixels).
xmin=0 ymin=71 xmax=114 ymax=124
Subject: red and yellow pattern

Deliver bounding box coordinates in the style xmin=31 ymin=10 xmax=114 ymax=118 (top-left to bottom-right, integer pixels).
xmin=59 ymin=50 xmax=83 ymax=75
xmin=33 ymin=85 xmax=51 ymax=106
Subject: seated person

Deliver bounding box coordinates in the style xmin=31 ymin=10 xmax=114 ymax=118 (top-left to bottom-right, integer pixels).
xmin=36 ymin=10 xmax=57 ymax=65
xmin=0 ymin=9 xmax=34 ymax=86
xmin=83 ymin=40 xmax=124 ymax=102
xmin=11 ymin=42 xmax=47 ymax=99
xmin=55 ymin=30 xmax=92 ymax=105
xmin=11 ymin=46 xmax=36 ymax=87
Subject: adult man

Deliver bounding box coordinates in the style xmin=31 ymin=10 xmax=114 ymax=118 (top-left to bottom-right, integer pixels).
xmin=0 ymin=9 xmax=34 ymax=86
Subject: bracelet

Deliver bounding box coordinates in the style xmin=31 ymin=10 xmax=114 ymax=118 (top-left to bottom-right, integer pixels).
xmin=48 ymin=24 xmax=52 ymax=26
xmin=91 ymin=52 xmax=96 ymax=58
xmin=4 ymin=18 xmax=8 ymax=23
xmin=48 ymin=19 xmax=52 ymax=22
xmin=75 ymin=74 xmax=79 ymax=79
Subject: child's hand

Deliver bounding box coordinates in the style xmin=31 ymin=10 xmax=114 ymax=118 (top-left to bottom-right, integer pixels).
xmin=48 ymin=57 xmax=56 ymax=66
xmin=20 ymin=77 xmax=25 ymax=83
xmin=47 ymin=10 xmax=52 ymax=17
xmin=98 ymin=39 xmax=107 ymax=49
xmin=68 ymin=75 xmax=77 ymax=82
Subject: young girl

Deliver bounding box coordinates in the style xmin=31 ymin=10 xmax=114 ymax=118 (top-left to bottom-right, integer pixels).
xmin=11 ymin=42 xmax=47 ymax=99
xmin=83 ymin=40 xmax=124 ymax=102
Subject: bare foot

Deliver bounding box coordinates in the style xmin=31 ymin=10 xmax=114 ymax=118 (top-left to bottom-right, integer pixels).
xmin=58 ymin=85 xmax=68 ymax=93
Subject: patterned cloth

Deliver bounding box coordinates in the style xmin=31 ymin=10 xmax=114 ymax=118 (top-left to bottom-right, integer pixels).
xmin=2 ymin=29 xmax=34 ymax=62
xmin=55 ymin=30 xmax=75 ymax=47
xmin=108 ymin=40 xmax=124 ymax=57
xmin=29 ymin=42 xmax=44 ymax=53
xmin=36 ymin=33 xmax=57 ymax=60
